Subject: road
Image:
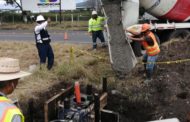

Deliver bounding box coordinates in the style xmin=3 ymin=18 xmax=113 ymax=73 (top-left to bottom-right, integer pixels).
xmin=0 ymin=30 xmax=92 ymax=44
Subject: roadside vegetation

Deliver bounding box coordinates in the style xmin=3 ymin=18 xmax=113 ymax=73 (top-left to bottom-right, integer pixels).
xmin=0 ymin=10 xmax=90 ymax=30
xmin=0 ymin=41 xmax=115 ymax=98
xmin=0 ymin=21 xmax=88 ymax=31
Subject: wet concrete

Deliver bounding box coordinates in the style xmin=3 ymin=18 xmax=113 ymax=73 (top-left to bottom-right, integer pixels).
xmin=102 ymin=0 xmax=137 ymax=77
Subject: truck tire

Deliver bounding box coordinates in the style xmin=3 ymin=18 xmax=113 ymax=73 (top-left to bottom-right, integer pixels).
xmin=169 ymin=29 xmax=190 ymax=39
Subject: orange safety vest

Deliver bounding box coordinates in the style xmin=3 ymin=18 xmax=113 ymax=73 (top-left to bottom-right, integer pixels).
xmin=141 ymin=32 xmax=160 ymax=56
xmin=0 ymin=96 xmax=24 ymax=122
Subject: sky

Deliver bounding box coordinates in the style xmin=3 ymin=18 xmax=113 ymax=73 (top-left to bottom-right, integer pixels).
xmin=0 ymin=0 xmax=19 ymax=10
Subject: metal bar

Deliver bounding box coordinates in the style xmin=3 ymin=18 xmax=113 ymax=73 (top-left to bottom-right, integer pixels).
xmin=59 ymin=0 xmax=62 ymax=24
xmin=152 ymin=23 xmax=190 ymax=30
xmin=87 ymin=92 xmax=108 ymax=112
xmin=94 ymin=93 xmax=100 ymax=122
xmin=127 ymin=22 xmax=190 ymax=34
xmin=86 ymin=84 xmax=93 ymax=95
xmin=28 ymin=99 xmax=34 ymax=122
xmin=102 ymin=77 xmax=107 ymax=92
xmin=151 ymin=23 xmax=190 ymax=30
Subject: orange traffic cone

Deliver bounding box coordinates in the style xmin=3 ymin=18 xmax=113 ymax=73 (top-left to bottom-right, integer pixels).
xmin=64 ymin=32 xmax=69 ymax=40
xmin=75 ymin=82 xmax=81 ymax=104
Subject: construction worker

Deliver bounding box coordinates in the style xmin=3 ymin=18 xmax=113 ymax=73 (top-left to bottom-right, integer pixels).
xmin=127 ymin=23 xmax=160 ymax=83
xmin=88 ymin=10 xmax=106 ymax=49
xmin=0 ymin=57 xmax=31 ymax=122
xmin=34 ymin=15 xmax=54 ymax=70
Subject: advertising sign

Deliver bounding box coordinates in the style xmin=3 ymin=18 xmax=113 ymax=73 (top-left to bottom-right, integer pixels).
xmin=22 ymin=0 xmax=76 ymax=13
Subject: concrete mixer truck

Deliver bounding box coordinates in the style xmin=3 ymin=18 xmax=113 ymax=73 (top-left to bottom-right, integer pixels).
xmin=100 ymin=0 xmax=190 ymax=78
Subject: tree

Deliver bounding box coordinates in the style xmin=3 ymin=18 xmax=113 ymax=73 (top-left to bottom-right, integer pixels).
xmin=5 ymin=0 xmax=29 ymax=23
xmin=5 ymin=0 xmax=23 ymax=11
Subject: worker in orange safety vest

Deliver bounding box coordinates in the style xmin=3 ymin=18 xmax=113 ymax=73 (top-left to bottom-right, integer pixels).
xmin=0 ymin=57 xmax=31 ymax=122
xmin=127 ymin=23 xmax=160 ymax=83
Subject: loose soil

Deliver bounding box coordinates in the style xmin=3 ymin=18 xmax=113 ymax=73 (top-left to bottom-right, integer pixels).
xmin=109 ymin=37 xmax=190 ymax=122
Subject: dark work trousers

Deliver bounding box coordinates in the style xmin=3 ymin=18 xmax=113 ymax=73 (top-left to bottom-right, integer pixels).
xmin=143 ymin=54 xmax=158 ymax=79
xmin=92 ymin=30 xmax=105 ymax=49
xmin=36 ymin=43 xmax=54 ymax=70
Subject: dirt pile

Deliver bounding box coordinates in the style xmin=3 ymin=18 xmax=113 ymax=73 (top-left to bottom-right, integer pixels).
xmin=107 ymin=37 xmax=190 ymax=122
xmin=150 ymin=38 xmax=190 ymax=121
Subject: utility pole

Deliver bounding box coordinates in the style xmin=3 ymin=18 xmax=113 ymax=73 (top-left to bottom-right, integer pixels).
xmin=59 ymin=0 xmax=62 ymax=24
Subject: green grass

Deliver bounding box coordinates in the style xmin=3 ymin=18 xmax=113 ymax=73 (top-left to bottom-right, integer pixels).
xmin=0 ymin=42 xmax=114 ymax=99
xmin=0 ymin=21 xmax=88 ymax=31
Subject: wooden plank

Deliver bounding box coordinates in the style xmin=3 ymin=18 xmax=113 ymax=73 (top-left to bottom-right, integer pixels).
xmin=44 ymin=86 xmax=74 ymax=122
xmin=44 ymin=103 xmax=48 ymax=122
xmin=100 ymin=93 xmax=108 ymax=109
xmin=87 ymin=92 xmax=108 ymax=113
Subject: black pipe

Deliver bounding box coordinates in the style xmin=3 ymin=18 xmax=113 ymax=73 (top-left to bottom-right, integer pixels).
xmin=102 ymin=77 xmax=107 ymax=92
xmin=86 ymin=84 xmax=93 ymax=95
xmin=64 ymin=97 xmax=70 ymax=109
xmin=28 ymin=99 xmax=33 ymax=122
xmin=94 ymin=93 xmax=100 ymax=122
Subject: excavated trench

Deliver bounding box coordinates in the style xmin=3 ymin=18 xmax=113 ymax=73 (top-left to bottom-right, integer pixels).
xmin=23 ymin=81 xmax=73 ymax=122
xmin=21 ymin=80 xmax=156 ymax=122
xmin=106 ymin=93 xmax=154 ymax=122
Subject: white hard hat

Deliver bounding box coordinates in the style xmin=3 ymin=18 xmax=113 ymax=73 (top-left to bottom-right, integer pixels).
xmin=36 ymin=15 xmax=45 ymax=22
xmin=92 ymin=11 xmax=97 ymax=15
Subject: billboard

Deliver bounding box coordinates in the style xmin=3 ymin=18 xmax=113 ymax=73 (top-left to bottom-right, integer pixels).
xmin=22 ymin=0 xmax=76 ymax=13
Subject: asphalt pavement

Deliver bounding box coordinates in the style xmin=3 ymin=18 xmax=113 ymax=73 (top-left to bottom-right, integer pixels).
xmin=0 ymin=30 xmax=92 ymax=44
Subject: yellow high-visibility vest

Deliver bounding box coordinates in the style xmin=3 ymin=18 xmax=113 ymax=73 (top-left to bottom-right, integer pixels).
xmin=88 ymin=16 xmax=105 ymax=32
xmin=0 ymin=96 xmax=24 ymax=122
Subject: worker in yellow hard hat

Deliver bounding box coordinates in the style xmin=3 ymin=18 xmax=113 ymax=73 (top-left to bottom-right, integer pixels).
xmin=88 ymin=10 xmax=106 ymax=50
xmin=127 ymin=23 xmax=160 ymax=83
xmin=0 ymin=57 xmax=31 ymax=122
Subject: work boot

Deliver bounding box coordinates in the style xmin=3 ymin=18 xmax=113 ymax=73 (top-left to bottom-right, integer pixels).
xmin=144 ymin=69 xmax=153 ymax=84
xmin=93 ymin=44 xmax=97 ymax=49
xmin=144 ymin=78 xmax=152 ymax=84
xmin=40 ymin=63 xmax=46 ymax=71
xmin=101 ymin=43 xmax=107 ymax=48
xmin=92 ymin=48 xmax=97 ymax=52
xmin=47 ymin=65 xmax=53 ymax=70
